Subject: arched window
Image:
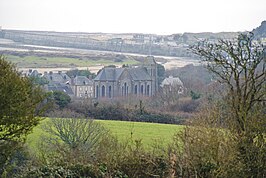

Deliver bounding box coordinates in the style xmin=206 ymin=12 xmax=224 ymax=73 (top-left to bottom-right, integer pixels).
xmin=96 ymin=85 xmax=99 ymax=98
xmin=147 ymin=85 xmax=150 ymax=96
xmin=134 ymin=85 xmax=138 ymax=94
xmin=108 ymin=86 xmax=112 ymax=98
xmin=141 ymin=85 xmax=144 ymax=95
xmin=124 ymin=83 xmax=127 ymax=96
xmin=101 ymin=85 xmax=105 ymax=97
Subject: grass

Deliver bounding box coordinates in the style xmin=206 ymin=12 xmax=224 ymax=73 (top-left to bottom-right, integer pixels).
xmin=6 ymin=55 xmax=139 ymax=68
xmin=26 ymin=118 xmax=183 ymax=151
xmin=98 ymin=120 xmax=182 ymax=148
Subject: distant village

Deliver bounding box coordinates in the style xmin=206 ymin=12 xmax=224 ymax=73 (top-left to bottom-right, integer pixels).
xmin=22 ymin=56 xmax=184 ymax=100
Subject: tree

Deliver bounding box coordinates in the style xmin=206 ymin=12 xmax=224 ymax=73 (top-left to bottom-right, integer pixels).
xmin=52 ymin=91 xmax=71 ymax=109
xmin=187 ymin=33 xmax=266 ymax=177
xmin=29 ymin=75 xmax=48 ymax=85
xmin=66 ymin=69 xmax=96 ymax=78
xmin=190 ymin=32 xmax=265 ymax=133
xmin=0 ymin=55 xmax=45 ymax=173
xmin=40 ymin=118 xmax=109 ymax=164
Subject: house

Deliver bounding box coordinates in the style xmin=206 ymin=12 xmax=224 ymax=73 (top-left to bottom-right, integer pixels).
xmin=46 ymin=83 xmax=74 ymax=96
xmin=70 ymin=76 xmax=94 ymax=98
xmin=43 ymin=71 xmax=74 ymax=97
xmin=21 ymin=69 xmax=40 ymax=77
xmin=43 ymin=71 xmax=71 ymax=84
xmin=94 ymin=56 xmax=158 ymax=99
xmin=160 ymin=76 xmax=184 ymax=94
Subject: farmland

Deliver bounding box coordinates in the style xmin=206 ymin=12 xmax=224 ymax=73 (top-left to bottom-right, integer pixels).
xmin=26 ymin=118 xmax=183 ymax=151
xmin=5 ymin=54 xmax=140 ymax=68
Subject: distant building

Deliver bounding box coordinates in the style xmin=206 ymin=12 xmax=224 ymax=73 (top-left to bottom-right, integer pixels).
xmin=43 ymin=71 xmax=74 ymax=97
xmin=94 ymin=56 xmax=158 ymax=99
xmin=70 ymin=76 xmax=93 ymax=98
xmin=161 ymin=76 xmax=184 ymax=94
xmin=46 ymin=83 xmax=74 ymax=96
xmin=27 ymin=56 xmax=161 ymax=100
xmin=21 ymin=69 xmax=40 ymax=77
xmin=43 ymin=71 xmax=71 ymax=84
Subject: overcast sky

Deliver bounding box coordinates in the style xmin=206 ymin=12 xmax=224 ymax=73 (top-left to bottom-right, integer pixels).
xmin=0 ymin=0 xmax=265 ymax=35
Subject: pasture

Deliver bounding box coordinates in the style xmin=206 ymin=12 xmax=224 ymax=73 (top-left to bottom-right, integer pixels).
xmin=26 ymin=118 xmax=183 ymax=151
xmin=6 ymin=55 xmax=139 ymax=68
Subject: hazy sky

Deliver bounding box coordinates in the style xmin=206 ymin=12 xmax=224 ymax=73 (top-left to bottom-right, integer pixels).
xmin=0 ymin=0 xmax=265 ymax=35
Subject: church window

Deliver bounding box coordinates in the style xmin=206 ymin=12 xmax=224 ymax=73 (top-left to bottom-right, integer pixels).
xmin=102 ymin=85 xmax=105 ymax=97
xmin=134 ymin=85 xmax=138 ymax=94
xmin=108 ymin=86 xmax=112 ymax=98
xmin=96 ymin=86 xmax=99 ymax=98
xmin=124 ymin=83 xmax=127 ymax=96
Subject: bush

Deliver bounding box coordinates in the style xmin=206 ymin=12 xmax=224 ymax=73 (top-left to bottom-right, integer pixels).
xmin=24 ymin=164 xmax=98 ymax=178
xmin=67 ymin=100 xmax=184 ymax=124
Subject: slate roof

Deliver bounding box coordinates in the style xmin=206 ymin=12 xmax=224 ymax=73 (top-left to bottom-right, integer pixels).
xmin=28 ymin=70 xmax=39 ymax=77
xmin=94 ymin=67 xmax=151 ymax=81
xmin=43 ymin=72 xmax=71 ymax=83
xmin=73 ymin=76 xmax=93 ymax=85
xmin=47 ymin=83 xmax=74 ymax=95
xmin=127 ymin=68 xmax=151 ymax=81
xmin=161 ymin=76 xmax=183 ymax=87
xmin=94 ymin=68 xmax=123 ymax=81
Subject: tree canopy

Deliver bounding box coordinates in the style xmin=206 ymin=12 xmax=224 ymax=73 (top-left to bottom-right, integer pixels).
xmin=52 ymin=91 xmax=71 ymax=109
xmin=0 ymin=55 xmax=45 ymax=173
xmin=66 ymin=69 xmax=95 ymax=78
xmin=190 ymin=32 xmax=265 ymax=133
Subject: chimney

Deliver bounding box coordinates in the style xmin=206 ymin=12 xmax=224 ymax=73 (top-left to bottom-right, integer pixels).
xmin=71 ymin=76 xmax=75 ymax=85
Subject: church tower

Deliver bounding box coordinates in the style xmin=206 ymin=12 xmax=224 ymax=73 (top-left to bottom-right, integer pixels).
xmin=143 ymin=56 xmax=158 ymax=95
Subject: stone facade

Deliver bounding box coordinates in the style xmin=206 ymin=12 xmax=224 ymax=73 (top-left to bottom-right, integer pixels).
xmin=94 ymin=56 xmax=158 ymax=99
xmin=160 ymin=76 xmax=184 ymax=94
xmin=71 ymin=76 xmax=94 ymax=98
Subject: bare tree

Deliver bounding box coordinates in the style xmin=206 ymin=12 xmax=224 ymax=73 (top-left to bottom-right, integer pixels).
xmin=186 ymin=33 xmax=266 ymax=177
xmin=190 ymin=32 xmax=265 ymax=133
xmin=40 ymin=118 xmax=109 ymax=164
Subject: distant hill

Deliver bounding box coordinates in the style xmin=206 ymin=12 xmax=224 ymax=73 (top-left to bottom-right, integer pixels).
xmin=1 ymin=22 xmax=265 ymax=58
xmin=252 ymin=21 xmax=266 ymax=38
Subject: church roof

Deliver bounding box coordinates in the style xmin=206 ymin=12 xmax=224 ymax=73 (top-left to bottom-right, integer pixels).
xmin=94 ymin=68 xmax=124 ymax=81
xmin=94 ymin=67 xmax=151 ymax=81
xmin=127 ymin=68 xmax=151 ymax=81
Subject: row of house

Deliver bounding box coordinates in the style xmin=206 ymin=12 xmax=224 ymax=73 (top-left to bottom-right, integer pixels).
xmin=25 ymin=56 xmax=184 ymax=99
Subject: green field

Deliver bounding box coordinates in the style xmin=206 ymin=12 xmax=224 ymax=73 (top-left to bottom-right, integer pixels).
xmin=6 ymin=55 xmax=139 ymax=68
xmin=27 ymin=119 xmax=183 ymax=151
xmin=98 ymin=120 xmax=182 ymax=147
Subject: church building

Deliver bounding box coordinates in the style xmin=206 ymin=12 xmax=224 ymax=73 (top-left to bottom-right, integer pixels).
xmin=94 ymin=56 xmax=158 ymax=99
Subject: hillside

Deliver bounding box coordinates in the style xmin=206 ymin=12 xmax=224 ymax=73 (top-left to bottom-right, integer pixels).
xmin=0 ymin=29 xmax=238 ymax=58
xmin=252 ymin=20 xmax=266 ymax=38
